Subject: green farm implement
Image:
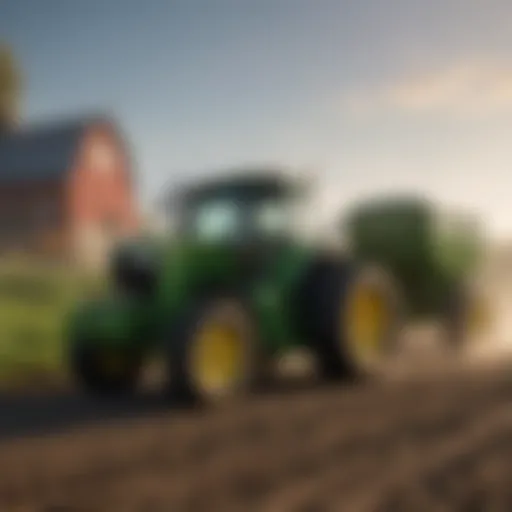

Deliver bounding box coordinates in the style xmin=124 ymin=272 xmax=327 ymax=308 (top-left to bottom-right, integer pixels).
xmin=343 ymin=195 xmax=490 ymax=347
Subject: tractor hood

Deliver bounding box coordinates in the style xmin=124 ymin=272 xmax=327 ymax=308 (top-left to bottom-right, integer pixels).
xmin=109 ymin=233 xmax=247 ymax=301
xmin=109 ymin=232 xmax=314 ymax=313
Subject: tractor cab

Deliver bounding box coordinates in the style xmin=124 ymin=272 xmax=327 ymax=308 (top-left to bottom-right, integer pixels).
xmin=112 ymin=170 xmax=308 ymax=298
xmin=168 ymin=170 xmax=306 ymax=246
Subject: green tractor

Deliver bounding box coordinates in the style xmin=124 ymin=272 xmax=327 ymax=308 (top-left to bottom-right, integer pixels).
xmin=67 ymin=169 xmax=404 ymax=404
xmin=342 ymin=195 xmax=490 ymax=348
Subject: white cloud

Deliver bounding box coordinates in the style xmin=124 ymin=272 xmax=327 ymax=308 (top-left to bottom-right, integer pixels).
xmin=341 ymin=59 xmax=512 ymax=117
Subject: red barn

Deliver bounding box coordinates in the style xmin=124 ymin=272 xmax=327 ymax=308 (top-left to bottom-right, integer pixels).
xmin=0 ymin=114 xmax=140 ymax=268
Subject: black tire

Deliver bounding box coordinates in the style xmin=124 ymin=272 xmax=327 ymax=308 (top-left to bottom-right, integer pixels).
xmin=297 ymin=259 xmax=402 ymax=382
xmin=166 ymin=298 xmax=259 ymax=406
xmin=70 ymin=343 xmax=142 ymax=396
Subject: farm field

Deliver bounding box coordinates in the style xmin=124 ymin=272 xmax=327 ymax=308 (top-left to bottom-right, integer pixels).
xmin=0 ymin=357 xmax=511 ymax=511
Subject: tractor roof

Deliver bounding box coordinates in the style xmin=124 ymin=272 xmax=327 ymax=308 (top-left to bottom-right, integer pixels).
xmin=168 ymin=168 xmax=302 ymax=209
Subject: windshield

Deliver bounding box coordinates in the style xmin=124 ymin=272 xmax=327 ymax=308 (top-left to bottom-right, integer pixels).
xmin=186 ymin=197 xmax=291 ymax=242
xmin=192 ymin=199 xmax=241 ymax=241
xmin=253 ymin=199 xmax=289 ymax=235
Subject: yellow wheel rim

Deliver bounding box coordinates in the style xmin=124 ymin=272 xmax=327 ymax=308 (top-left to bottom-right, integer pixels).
xmin=190 ymin=321 xmax=246 ymax=395
xmin=345 ymin=284 xmax=389 ymax=360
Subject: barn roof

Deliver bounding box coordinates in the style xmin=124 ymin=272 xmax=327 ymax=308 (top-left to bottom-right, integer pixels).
xmin=0 ymin=114 xmax=116 ymax=184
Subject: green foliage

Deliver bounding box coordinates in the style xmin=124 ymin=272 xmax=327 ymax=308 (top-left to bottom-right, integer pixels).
xmin=0 ymin=259 xmax=103 ymax=384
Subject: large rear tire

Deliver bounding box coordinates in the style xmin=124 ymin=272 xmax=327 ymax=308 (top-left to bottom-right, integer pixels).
xmin=298 ymin=260 xmax=403 ymax=382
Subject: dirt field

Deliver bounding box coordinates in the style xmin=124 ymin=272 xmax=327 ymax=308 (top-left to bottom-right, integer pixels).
xmin=0 ymin=354 xmax=511 ymax=512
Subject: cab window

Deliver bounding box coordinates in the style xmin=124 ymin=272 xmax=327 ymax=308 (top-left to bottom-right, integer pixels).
xmin=191 ymin=199 xmax=241 ymax=241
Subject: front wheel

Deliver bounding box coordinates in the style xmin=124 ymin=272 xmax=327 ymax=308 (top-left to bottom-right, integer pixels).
xmin=70 ymin=343 xmax=142 ymax=396
xmin=166 ymin=298 xmax=260 ymax=406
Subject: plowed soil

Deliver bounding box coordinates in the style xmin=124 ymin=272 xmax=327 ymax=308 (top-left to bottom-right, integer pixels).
xmin=1 ymin=358 xmax=512 ymax=512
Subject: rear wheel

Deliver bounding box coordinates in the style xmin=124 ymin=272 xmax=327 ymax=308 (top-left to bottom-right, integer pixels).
xmin=167 ymin=298 xmax=259 ymax=405
xmin=70 ymin=344 xmax=142 ymax=396
xmin=299 ymin=261 xmax=402 ymax=381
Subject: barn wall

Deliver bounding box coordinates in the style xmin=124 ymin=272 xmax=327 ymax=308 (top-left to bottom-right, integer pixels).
xmin=65 ymin=122 xmax=140 ymax=268
xmin=0 ymin=180 xmax=67 ymax=257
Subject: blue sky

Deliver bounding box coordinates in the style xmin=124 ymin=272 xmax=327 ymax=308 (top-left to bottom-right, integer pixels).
xmin=3 ymin=0 xmax=512 ymax=237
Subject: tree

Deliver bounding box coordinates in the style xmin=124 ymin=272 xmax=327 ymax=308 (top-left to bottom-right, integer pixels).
xmin=0 ymin=43 xmax=22 ymax=133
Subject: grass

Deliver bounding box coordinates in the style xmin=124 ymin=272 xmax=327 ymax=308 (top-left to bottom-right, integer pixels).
xmin=0 ymin=258 xmax=105 ymax=387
